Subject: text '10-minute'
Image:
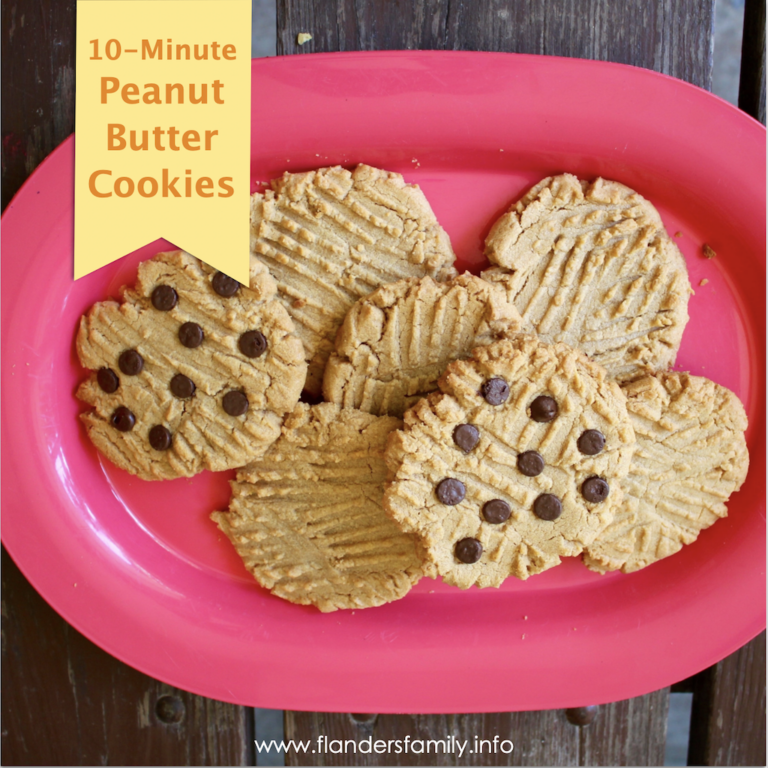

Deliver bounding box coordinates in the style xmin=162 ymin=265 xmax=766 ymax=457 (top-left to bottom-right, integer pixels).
xmin=89 ymin=39 xmax=237 ymax=61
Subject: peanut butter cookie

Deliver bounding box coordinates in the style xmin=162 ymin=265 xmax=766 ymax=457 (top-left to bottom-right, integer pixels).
xmin=322 ymin=274 xmax=523 ymax=417
xmin=483 ymin=174 xmax=691 ymax=383
xmin=212 ymin=403 xmax=425 ymax=611
xmin=77 ymin=250 xmax=306 ymax=480
xmin=383 ymin=336 xmax=636 ymax=588
xmin=583 ymin=373 xmax=749 ymax=573
xmin=250 ymin=164 xmax=457 ymax=394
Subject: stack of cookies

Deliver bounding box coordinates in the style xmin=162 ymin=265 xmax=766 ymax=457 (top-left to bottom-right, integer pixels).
xmin=77 ymin=166 xmax=750 ymax=612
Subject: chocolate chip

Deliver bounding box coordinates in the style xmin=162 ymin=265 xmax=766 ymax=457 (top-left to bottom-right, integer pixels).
xmin=178 ymin=322 xmax=204 ymax=349
xmin=533 ymin=494 xmax=562 ymax=520
xmin=436 ymin=478 xmax=466 ymax=505
xmin=578 ymin=429 xmax=605 ymax=455
xmin=530 ymin=395 xmax=558 ymax=422
xmin=149 ymin=425 xmax=172 ymax=451
xmin=482 ymin=378 xmax=510 ymax=405
xmin=482 ymin=499 xmax=511 ymax=524
xmin=111 ymin=406 xmax=135 ymax=432
xmin=453 ymin=424 xmax=480 ymax=453
xmin=151 ymin=285 xmax=178 ymax=311
xmin=97 ymin=368 xmax=119 ymax=394
xmin=212 ymin=272 xmax=240 ymax=297
xmin=170 ymin=373 xmax=196 ymax=399
xmin=517 ymin=450 xmax=545 ymax=477
xmin=239 ymin=330 xmax=268 ymax=359
xmin=455 ymin=538 xmax=483 ymax=563
xmin=582 ymin=477 xmax=609 ymax=503
xmin=222 ymin=390 xmax=249 ymax=416
xmin=118 ymin=349 xmax=144 ymax=376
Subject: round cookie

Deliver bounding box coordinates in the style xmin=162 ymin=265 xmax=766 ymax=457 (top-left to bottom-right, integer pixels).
xmin=583 ymin=373 xmax=749 ymax=573
xmin=322 ymin=274 xmax=524 ymax=417
xmin=250 ymin=164 xmax=457 ymax=395
xmin=482 ymin=174 xmax=691 ymax=383
xmin=383 ymin=336 xmax=636 ymax=587
xmin=212 ymin=403 xmax=426 ymax=612
xmin=76 ymin=250 xmax=306 ymax=480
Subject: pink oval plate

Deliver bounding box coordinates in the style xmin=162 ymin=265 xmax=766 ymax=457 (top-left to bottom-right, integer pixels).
xmin=2 ymin=52 xmax=765 ymax=713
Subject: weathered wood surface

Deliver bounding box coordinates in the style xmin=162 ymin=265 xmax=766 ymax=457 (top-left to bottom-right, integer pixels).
xmin=1 ymin=548 xmax=253 ymax=766
xmin=277 ymin=0 xmax=716 ymax=90
xmin=1 ymin=0 xmax=75 ymax=209
xmin=687 ymin=631 xmax=767 ymax=767
xmin=285 ymin=690 xmax=669 ymax=766
xmin=739 ymin=0 xmax=767 ymax=124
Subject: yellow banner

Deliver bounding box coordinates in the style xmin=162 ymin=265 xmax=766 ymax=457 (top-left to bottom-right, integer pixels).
xmin=74 ymin=0 xmax=251 ymax=283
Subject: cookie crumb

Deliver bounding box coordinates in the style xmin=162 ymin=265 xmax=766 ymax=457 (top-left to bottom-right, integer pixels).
xmin=702 ymin=243 xmax=716 ymax=259
xmin=699 ymin=278 xmax=709 ymax=286
xmin=523 ymin=615 xmax=528 ymax=620
xmin=674 ymin=231 xmax=682 ymax=238
xmin=521 ymin=633 xmax=526 ymax=639
xmin=297 ymin=32 xmax=313 ymax=45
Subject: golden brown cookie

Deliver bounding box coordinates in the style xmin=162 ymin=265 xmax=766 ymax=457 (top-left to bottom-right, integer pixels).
xmin=212 ymin=403 xmax=426 ymax=612
xmin=383 ymin=336 xmax=636 ymax=588
xmin=77 ymin=250 xmax=306 ymax=480
xmin=322 ymin=274 xmax=524 ymax=418
xmin=483 ymin=174 xmax=691 ymax=383
xmin=583 ymin=373 xmax=749 ymax=573
xmin=250 ymin=164 xmax=457 ymax=394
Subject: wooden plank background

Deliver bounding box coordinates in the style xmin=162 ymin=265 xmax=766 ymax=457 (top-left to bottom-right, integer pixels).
xmin=2 ymin=0 xmax=765 ymax=764
xmin=1 ymin=549 xmax=255 ymax=766
xmin=1 ymin=0 xmax=75 ymax=209
xmin=276 ymin=0 xmax=716 ymax=89
xmin=285 ymin=692 xmax=670 ymax=766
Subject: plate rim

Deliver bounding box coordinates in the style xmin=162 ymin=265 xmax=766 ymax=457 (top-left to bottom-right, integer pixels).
xmin=2 ymin=50 xmax=765 ymax=713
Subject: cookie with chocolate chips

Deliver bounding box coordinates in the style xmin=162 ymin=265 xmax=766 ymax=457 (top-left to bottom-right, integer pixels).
xmin=76 ymin=250 xmax=306 ymax=480
xmin=383 ymin=335 xmax=636 ymax=588
xmin=583 ymin=373 xmax=749 ymax=574
xmin=212 ymin=403 xmax=426 ymax=612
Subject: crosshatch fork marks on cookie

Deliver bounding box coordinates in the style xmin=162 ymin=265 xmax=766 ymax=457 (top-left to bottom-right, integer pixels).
xmin=212 ymin=403 xmax=425 ymax=612
xmin=323 ymin=274 xmax=523 ymax=417
xmin=250 ymin=165 xmax=457 ymax=395
xmin=483 ymin=174 xmax=691 ymax=384
xmin=584 ymin=373 xmax=749 ymax=573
